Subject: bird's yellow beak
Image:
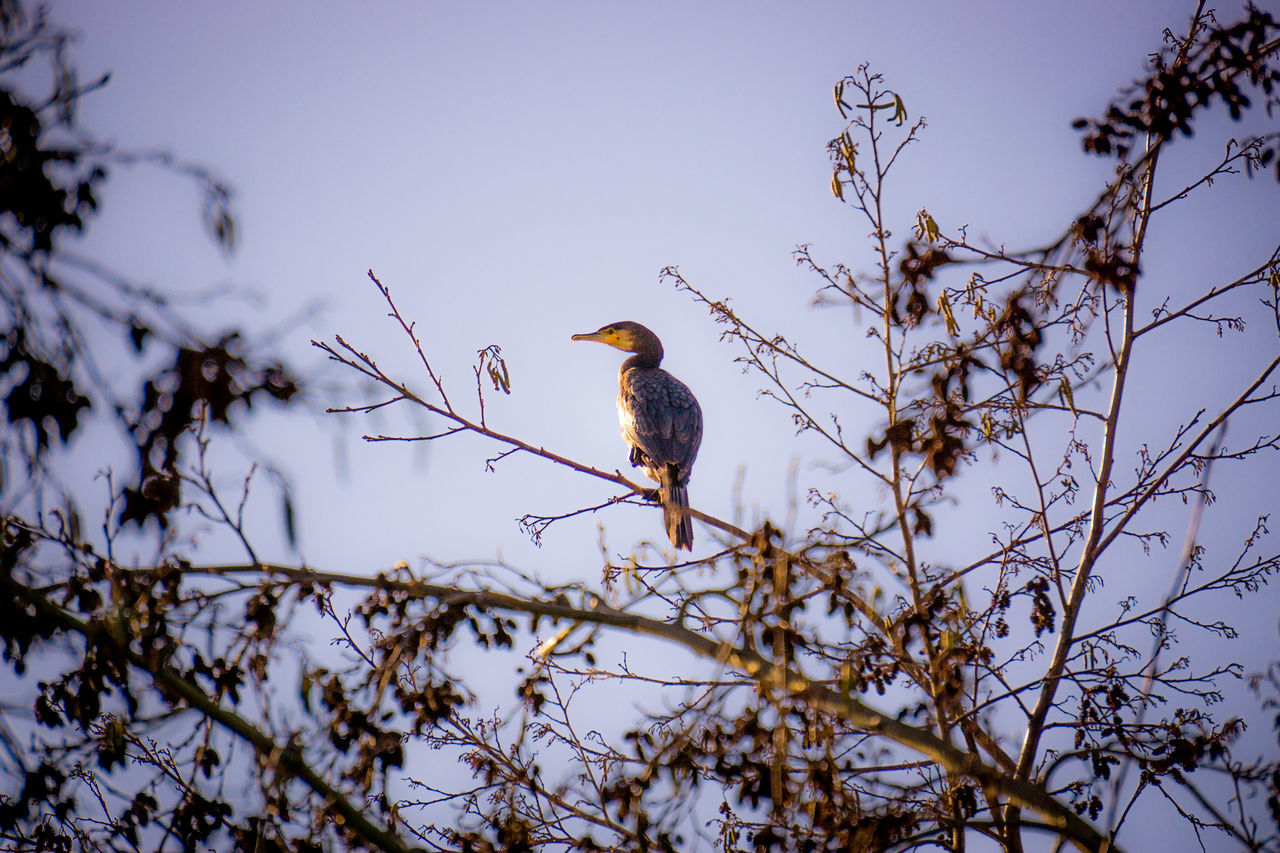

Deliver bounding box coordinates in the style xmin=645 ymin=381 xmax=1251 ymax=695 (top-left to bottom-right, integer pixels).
xmin=571 ymin=330 xmax=611 ymax=344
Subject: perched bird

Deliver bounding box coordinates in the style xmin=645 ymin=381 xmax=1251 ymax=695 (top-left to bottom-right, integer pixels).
xmin=571 ymin=321 xmax=703 ymax=550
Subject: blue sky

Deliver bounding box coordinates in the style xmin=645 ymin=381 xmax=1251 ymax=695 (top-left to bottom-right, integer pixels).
xmin=21 ymin=1 xmax=1280 ymax=845
xmin=48 ymin=0 xmax=1276 ymax=570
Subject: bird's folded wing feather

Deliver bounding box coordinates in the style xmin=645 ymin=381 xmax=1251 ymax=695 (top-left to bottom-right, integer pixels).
xmin=619 ymin=369 xmax=702 ymax=472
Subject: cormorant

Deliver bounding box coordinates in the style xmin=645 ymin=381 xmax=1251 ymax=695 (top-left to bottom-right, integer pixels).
xmin=571 ymin=321 xmax=703 ymax=550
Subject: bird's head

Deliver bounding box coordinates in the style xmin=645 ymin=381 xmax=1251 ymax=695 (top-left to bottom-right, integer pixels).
xmin=571 ymin=321 xmax=663 ymax=359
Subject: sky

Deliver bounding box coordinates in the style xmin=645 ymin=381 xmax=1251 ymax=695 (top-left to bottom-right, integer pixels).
xmin=43 ymin=0 xmax=1276 ymax=568
xmin=14 ymin=0 xmax=1280 ymax=847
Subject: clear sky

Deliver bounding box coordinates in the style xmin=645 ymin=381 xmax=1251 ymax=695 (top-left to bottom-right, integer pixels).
xmin=22 ymin=0 xmax=1280 ymax=846
xmin=42 ymin=0 xmax=1275 ymax=567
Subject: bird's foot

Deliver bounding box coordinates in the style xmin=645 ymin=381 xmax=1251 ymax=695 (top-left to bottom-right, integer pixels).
xmin=640 ymin=488 xmax=661 ymax=503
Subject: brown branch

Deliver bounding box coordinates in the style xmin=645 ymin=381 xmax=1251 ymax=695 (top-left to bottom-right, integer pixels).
xmin=1134 ymin=248 xmax=1280 ymax=338
xmin=314 ymin=289 xmax=759 ymax=551
xmin=1010 ymin=129 xmax=1155 ymax=836
xmin=106 ymin=560 xmax=1116 ymax=853
xmin=1089 ymin=352 xmax=1280 ymax=562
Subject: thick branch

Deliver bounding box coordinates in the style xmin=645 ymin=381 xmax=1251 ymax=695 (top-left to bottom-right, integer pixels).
xmin=109 ymin=561 xmax=1116 ymax=853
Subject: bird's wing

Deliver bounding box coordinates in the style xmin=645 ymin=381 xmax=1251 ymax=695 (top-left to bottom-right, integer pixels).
xmin=619 ymin=368 xmax=703 ymax=473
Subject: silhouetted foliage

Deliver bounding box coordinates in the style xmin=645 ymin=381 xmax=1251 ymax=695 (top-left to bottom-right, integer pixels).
xmin=1074 ymin=4 xmax=1279 ymax=170
xmin=122 ymin=336 xmax=298 ymax=527
xmin=3 ymin=5 xmax=302 ymax=848
xmin=0 ymin=2 xmax=299 ymax=530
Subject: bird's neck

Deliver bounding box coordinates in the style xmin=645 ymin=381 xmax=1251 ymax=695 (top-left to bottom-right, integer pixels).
xmin=622 ymin=351 xmax=662 ymax=372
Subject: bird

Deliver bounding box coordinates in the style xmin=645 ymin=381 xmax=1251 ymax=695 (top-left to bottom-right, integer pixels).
xmin=571 ymin=321 xmax=703 ymax=550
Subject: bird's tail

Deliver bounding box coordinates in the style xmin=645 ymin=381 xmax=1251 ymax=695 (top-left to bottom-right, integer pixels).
xmin=661 ymin=463 xmax=693 ymax=551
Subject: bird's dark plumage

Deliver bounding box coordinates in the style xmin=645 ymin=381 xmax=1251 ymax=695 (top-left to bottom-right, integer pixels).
xmin=572 ymin=321 xmax=703 ymax=550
